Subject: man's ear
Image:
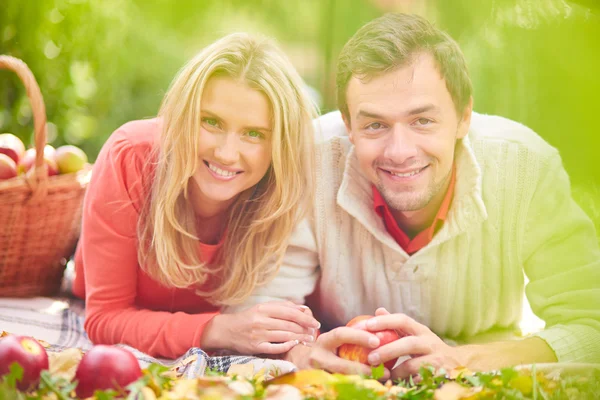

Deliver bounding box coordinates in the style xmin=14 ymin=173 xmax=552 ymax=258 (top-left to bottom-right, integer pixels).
xmin=456 ymin=96 xmax=473 ymax=140
xmin=342 ymin=111 xmax=354 ymax=144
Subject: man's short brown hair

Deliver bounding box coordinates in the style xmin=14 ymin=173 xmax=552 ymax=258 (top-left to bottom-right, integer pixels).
xmin=337 ymin=13 xmax=472 ymax=119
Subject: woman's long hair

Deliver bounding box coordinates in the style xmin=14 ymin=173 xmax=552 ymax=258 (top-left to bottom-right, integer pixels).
xmin=137 ymin=33 xmax=317 ymax=306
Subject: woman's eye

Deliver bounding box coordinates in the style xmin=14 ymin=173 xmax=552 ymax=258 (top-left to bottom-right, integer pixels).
xmin=247 ymin=131 xmax=264 ymax=139
xmin=202 ymin=117 xmax=218 ymax=127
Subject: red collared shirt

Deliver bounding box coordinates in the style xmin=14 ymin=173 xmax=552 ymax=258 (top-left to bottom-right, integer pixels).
xmin=373 ymin=167 xmax=456 ymax=254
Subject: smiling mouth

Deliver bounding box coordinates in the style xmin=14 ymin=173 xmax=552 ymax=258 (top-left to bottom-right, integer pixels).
xmin=204 ymin=161 xmax=243 ymax=178
xmin=381 ymin=165 xmax=429 ymax=177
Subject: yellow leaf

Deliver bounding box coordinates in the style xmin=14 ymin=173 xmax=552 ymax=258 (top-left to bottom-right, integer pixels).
xmin=227 ymin=363 xmax=254 ymax=379
xmin=510 ymin=375 xmax=533 ymax=395
xmin=434 ymin=382 xmax=471 ymax=400
xmin=264 ymin=369 xmax=334 ymax=388
xmin=48 ymin=348 xmax=83 ymax=380
xmin=264 ymin=384 xmax=303 ymax=400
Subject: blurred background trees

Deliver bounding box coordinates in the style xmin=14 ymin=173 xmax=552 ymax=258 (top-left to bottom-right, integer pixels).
xmin=1 ymin=0 xmax=598 ymax=226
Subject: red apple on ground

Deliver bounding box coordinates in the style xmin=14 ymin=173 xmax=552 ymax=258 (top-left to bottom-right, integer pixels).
xmin=0 ymin=133 xmax=25 ymax=164
xmin=0 ymin=153 xmax=18 ymax=180
xmin=337 ymin=315 xmax=401 ymax=370
xmin=74 ymin=345 xmax=143 ymax=398
xmin=0 ymin=335 xmax=49 ymax=391
xmin=55 ymin=145 xmax=88 ymax=174
xmin=18 ymin=146 xmax=58 ymax=176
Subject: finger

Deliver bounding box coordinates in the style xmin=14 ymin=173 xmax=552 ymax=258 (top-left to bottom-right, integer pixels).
xmin=262 ymin=304 xmax=321 ymax=329
xmin=255 ymin=340 xmax=299 ymax=355
xmin=318 ymin=327 xmax=381 ymax=351
xmin=391 ymin=356 xmax=432 ymax=380
xmin=309 ymin=350 xmax=374 ymax=376
xmin=367 ymin=336 xmax=431 ymax=366
xmin=260 ymin=318 xmax=315 ymax=336
xmin=298 ymin=305 xmax=314 ymax=317
xmin=365 ymin=313 xmax=430 ymax=336
xmin=374 ymin=307 xmax=390 ymax=316
xmin=266 ymin=330 xmax=315 ymax=344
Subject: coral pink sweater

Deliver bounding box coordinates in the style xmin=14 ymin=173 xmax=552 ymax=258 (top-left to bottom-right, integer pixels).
xmin=73 ymin=118 xmax=222 ymax=359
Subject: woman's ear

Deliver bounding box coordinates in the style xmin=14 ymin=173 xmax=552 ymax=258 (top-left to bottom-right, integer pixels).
xmin=456 ymin=96 xmax=473 ymax=140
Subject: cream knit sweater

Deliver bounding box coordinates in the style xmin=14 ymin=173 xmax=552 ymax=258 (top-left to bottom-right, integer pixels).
xmin=230 ymin=111 xmax=600 ymax=364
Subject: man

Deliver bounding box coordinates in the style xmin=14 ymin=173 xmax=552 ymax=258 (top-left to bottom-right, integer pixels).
xmin=228 ymin=13 xmax=600 ymax=378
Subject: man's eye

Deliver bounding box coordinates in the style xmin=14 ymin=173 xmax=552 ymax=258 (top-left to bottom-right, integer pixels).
xmin=247 ymin=130 xmax=264 ymax=139
xmin=202 ymin=118 xmax=218 ymax=127
xmin=416 ymin=118 xmax=432 ymax=126
xmin=366 ymin=122 xmax=384 ymax=130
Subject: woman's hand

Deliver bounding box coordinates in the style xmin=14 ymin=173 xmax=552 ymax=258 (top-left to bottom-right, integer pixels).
xmin=201 ymin=301 xmax=321 ymax=355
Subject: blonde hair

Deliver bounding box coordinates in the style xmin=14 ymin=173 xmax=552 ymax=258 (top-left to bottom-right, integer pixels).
xmin=137 ymin=33 xmax=317 ymax=306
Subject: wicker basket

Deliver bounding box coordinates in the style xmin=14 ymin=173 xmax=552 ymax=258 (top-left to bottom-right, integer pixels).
xmin=0 ymin=55 xmax=91 ymax=297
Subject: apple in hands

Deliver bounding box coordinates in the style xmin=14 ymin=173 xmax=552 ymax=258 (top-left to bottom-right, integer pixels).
xmin=0 ymin=335 xmax=49 ymax=391
xmin=337 ymin=315 xmax=400 ymax=370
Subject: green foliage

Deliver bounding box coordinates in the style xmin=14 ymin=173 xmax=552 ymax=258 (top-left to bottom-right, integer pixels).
xmin=1 ymin=0 xmax=598 ymax=225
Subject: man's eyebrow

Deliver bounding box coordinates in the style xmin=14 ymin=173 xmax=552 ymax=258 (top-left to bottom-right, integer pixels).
xmin=406 ymin=104 xmax=440 ymax=115
xmin=355 ymin=104 xmax=440 ymax=120
xmin=356 ymin=110 xmax=387 ymax=120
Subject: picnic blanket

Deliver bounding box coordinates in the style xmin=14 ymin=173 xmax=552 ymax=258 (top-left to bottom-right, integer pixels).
xmin=0 ymin=296 xmax=297 ymax=379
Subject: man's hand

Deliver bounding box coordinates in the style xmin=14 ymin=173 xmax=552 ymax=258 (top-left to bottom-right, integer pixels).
xmin=365 ymin=308 xmax=557 ymax=379
xmin=286 ymin=325 xmax=391 ymax=379
xmin=365 ymin=308 xmax=466 ymax=379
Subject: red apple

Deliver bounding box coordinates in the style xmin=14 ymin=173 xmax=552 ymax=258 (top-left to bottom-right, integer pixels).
xmin=18 ymin=146 xmax=58 ymax=176
xmin=0 ymin=133 xmax=25 ymax=164
xmin=55 ymin=145 xmax=88 ymax=174
xmin=0 ymin=335 xmax=49 ymax=391
xmin=337 ymin=315 xmax=400 ymax=370
xmin=0 ymin=153 xmax=18 ymax=180
xmin=74 ymin=345 xmax=143 ymax=398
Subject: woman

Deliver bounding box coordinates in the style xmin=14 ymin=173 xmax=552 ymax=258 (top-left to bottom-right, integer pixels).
xmin=72 ymin=33 xmax=320 ymax=359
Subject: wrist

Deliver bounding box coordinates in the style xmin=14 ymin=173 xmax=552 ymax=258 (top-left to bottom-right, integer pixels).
xmin=200 ymin=314 xmax=231 ymax=351
xmin=284 ymin=343 xmax=311 ymax=366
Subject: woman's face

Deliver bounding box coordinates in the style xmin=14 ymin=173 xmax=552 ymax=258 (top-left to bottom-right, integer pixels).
xmin=191 ymin=76 xmax=273 ymax=214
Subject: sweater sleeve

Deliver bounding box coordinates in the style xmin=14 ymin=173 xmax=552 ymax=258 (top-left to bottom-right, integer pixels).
xmin=224 ymin=217 xmax=320 ymax=313
xmin=522 ymin=151 xmax=600 ymax=363
xmin=81 ymin=129 xmax=218 ymax=359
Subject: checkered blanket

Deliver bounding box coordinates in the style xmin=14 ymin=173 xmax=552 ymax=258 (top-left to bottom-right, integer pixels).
xmin=0 ymin=297 xmax=297 ymax=378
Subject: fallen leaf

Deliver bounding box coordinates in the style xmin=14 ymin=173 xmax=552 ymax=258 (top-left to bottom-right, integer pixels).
xmin=264 ymin=369 xmax=334 ymax=388
xmin=227 ymin=363 xmax=254 ymax=379
xmin=48 ymin=348 xmax=83 ymax=380
xmin=264 ymin=384 xmax=303 ymax=400
xmin=434 ymin=382 xmax=471 ymax=400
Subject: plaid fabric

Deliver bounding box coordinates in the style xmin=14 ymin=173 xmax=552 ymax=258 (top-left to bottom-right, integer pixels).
xmin=0 ymin=297 xmax=296 ymax=378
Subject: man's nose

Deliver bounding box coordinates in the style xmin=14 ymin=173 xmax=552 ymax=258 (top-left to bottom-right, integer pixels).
xmin=382 ymin=124 xmax=418 ymax=164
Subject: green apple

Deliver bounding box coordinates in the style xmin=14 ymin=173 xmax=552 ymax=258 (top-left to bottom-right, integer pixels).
xmin=54 ymin=145 xmax=88 ymax=174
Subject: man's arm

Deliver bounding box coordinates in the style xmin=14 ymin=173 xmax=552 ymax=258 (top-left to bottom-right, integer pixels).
xmin=522 ymin=151 xmax=600 ymax=363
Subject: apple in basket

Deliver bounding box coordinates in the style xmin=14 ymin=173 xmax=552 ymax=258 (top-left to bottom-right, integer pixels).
xmin=0 ymin=153 xmax=18 ymax=180
xmin=54 ymin=144 xmax=88 ymax=174
xmin=74 ymin=345 xmax=143 ymax=398
xmin=18 ymin=145 xmax=59 ymax=176
xmin=0 ymin=335 xmax=49 ymax=391
xmin=0 ymin=133 xmax=25 ymax=164
xmin=337 ymin=315 xmax=401 ymax=370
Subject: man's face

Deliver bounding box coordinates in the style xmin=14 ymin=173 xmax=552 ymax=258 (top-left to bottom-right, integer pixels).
xmin=344 ymin=52 xmax=472 ymax=212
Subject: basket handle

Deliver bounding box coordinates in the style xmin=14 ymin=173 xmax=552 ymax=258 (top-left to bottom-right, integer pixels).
xmin=0 ymin=55 xmax=49 ymax=202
